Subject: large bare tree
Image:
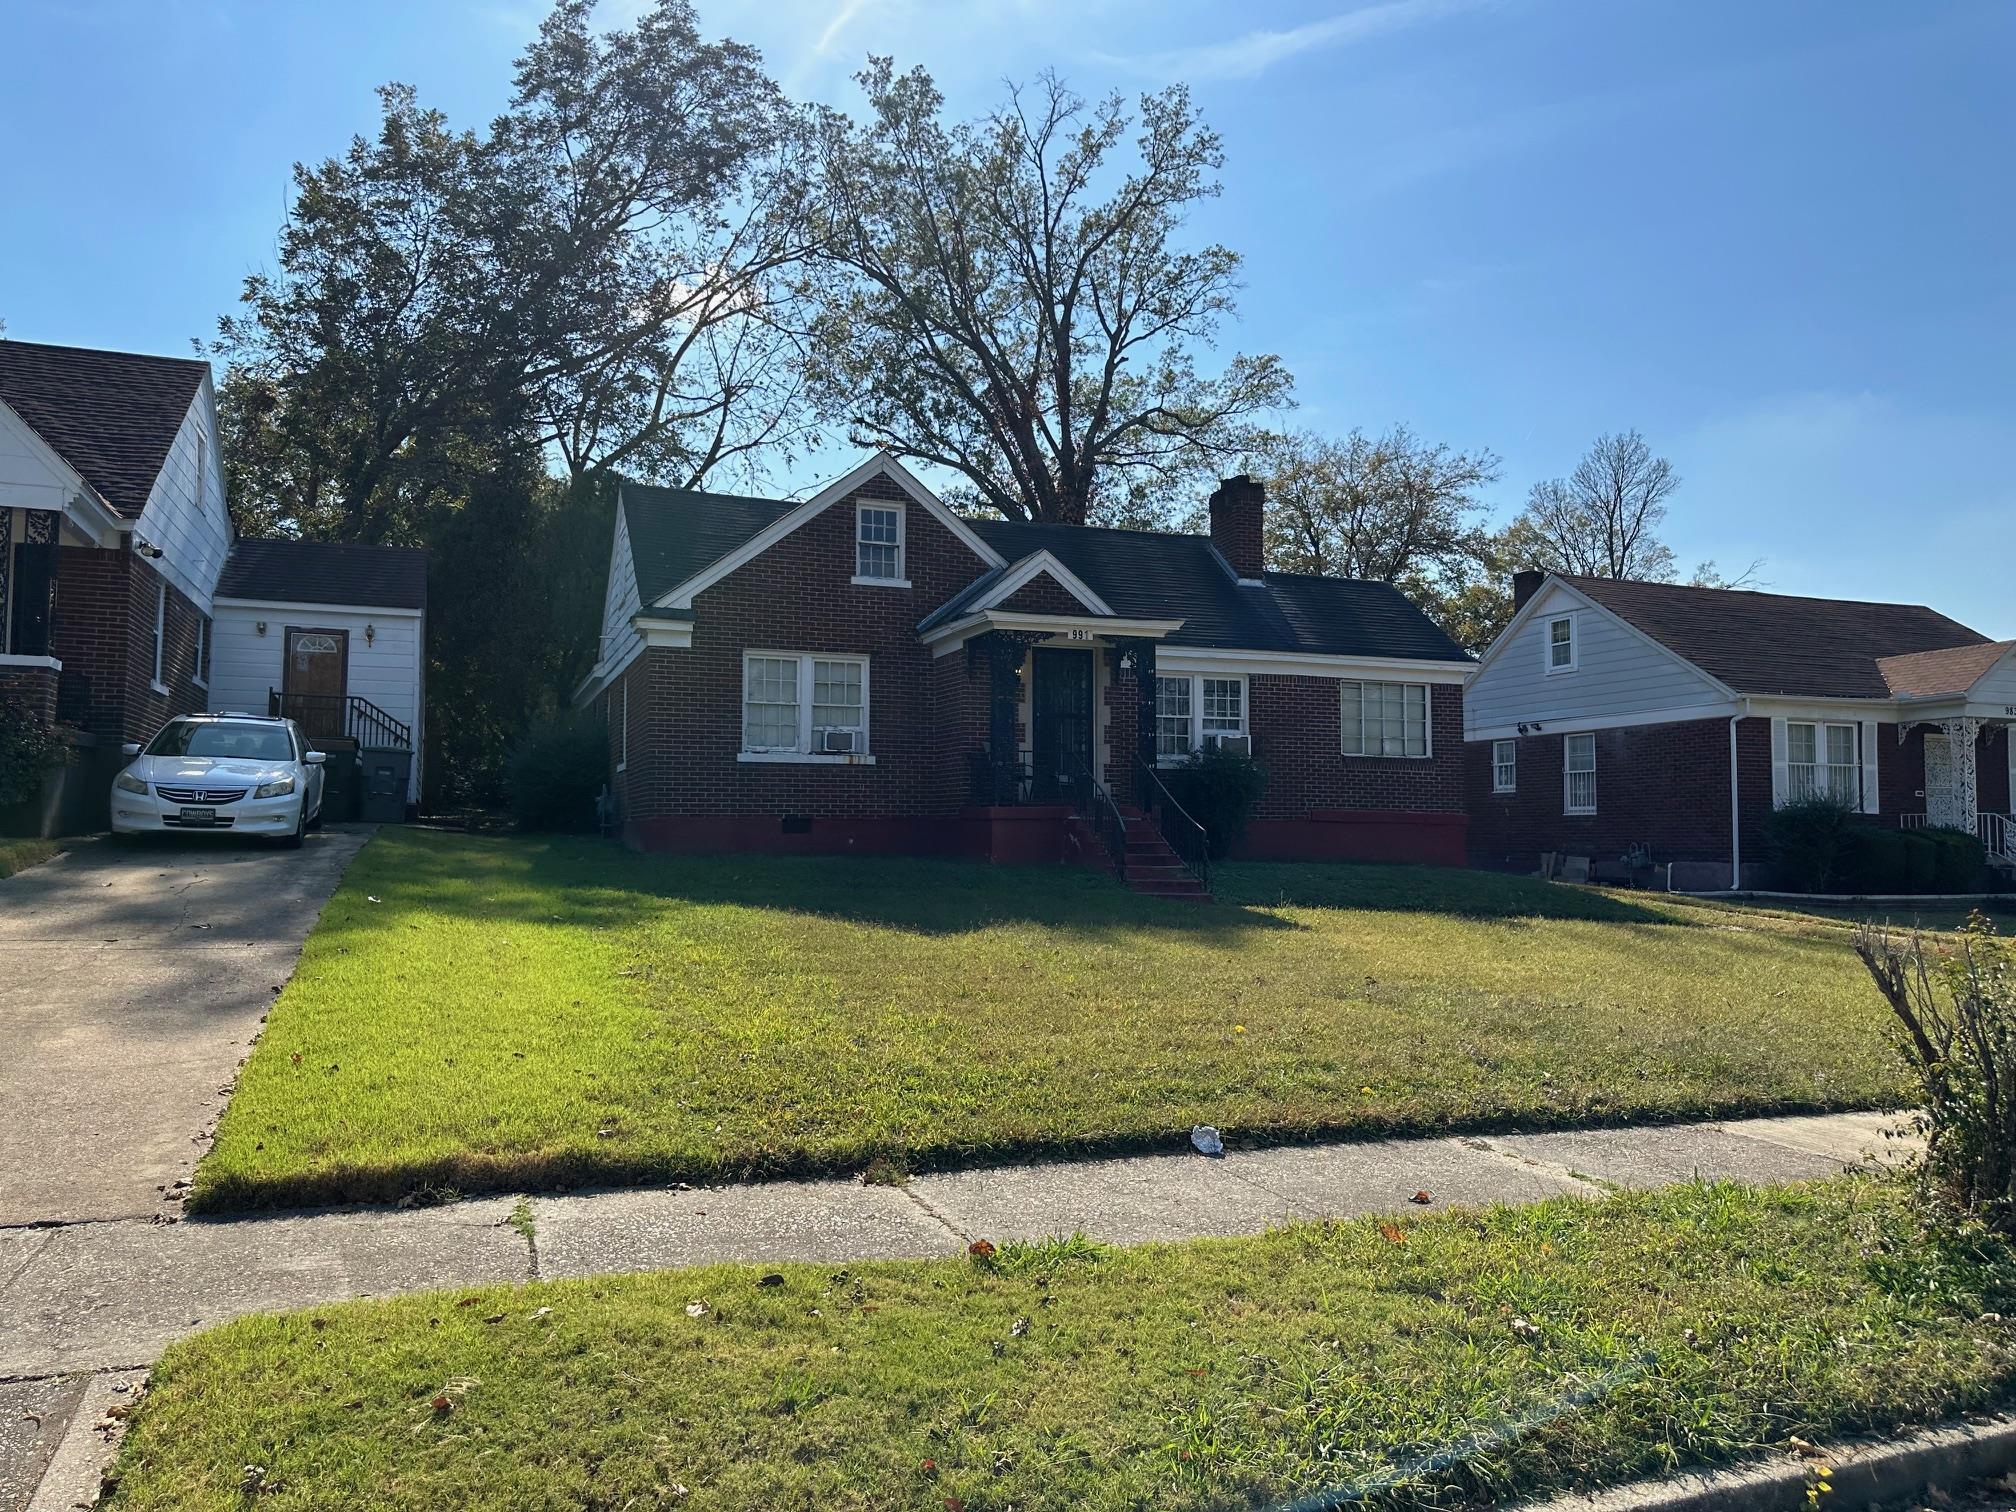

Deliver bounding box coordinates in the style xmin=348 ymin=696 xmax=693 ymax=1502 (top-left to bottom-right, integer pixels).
xmin=1511 ymin=429 xmax=1681 ymax=581
xmin=806 ymin=62 xmax=1291 ymax=526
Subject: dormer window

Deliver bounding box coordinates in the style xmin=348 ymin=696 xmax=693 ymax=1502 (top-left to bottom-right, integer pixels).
xmin=1545 ymin=614 xmax=1577 ymax=673
xmin=854 ymin=503 xmax=906 ymax=585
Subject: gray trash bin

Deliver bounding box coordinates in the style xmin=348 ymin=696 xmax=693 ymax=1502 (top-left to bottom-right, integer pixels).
xmin=357 ymin=747 xmax=412 ymax=824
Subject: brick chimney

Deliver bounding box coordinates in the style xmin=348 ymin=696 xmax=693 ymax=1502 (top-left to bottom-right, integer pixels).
xmin=1512 ymin=569 xmax=1546 ymax=611
xmin=1208 ymin=474 xmax=1266 ymax=582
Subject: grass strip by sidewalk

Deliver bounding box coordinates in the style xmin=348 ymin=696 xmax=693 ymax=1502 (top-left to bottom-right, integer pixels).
xmin=192 ymin=829 xmax=1908 ymax=1210
xmin=107 ymin=1178 xmax=2015 ymax=1510
xmin=0 ymin=836 xmax=61 ymax=878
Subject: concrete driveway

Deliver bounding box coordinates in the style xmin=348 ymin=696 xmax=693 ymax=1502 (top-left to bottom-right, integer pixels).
xmin=0 ymin=828 xmax=368 ymax=1226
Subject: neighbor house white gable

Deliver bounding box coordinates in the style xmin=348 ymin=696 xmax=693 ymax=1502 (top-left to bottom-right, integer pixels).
xmin=1464 ymin=579 xmax=1733 ymax=739
xmin=133 ymin=376 xmax=232 ymax=613
xmin=1970 ymin=646 xmax=2016 ymax=707
xmin=0 ymin=398 xmax=80 ymax=516
xmin=595 ymin=502 xmax=646 ymax=691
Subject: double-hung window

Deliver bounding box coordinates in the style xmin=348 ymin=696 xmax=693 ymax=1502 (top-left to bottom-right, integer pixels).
xmin=1492 ymin=739 xmax=1517 ymax=793
xmin=1564 ymin=733 xmax=1597 ymax=814
xmin=1154 ymin=674 xmax=1247 ymax=759
xmin=1340 ymin=680 xmax=1429 ymax=758
xmin=1787 ymin=721 xmax=1858 ymax=804
xmin=854 ymin=504 xmax=905 ymax=583
xmin=150 ymin=582 xmax=168 ymax=692
xmin=1545 ymin=614 xmax=1577 ymax=673
xmin=741 ymin=652 xmax=870 ymax=758
xmin=192 ymin=614 xmax=210 ymax=688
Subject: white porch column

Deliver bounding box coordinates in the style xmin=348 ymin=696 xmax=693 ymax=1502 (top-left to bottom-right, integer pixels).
xmin=1939 ymin=717 xmax=1981 ymax=838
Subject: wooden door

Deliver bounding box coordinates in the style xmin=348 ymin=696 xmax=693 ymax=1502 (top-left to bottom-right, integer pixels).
xmin=283 ymin=627 xmax=349 ymax=739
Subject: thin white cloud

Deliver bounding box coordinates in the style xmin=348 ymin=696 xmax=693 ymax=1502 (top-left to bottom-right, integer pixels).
xmin=1096 ymin=0 xmax=1492 ymax=82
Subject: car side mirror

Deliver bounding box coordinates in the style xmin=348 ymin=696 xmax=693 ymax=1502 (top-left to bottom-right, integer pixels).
xmin=121 ymin=742 xmax=141 ymax=757
xmin=304 ymin=751 xmax=327 ymax=766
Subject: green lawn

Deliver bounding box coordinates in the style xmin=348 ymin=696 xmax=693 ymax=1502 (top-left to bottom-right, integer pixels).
xmin=193 ymin=830 xmax=1908 ymax=1211
xmin=0 ymin=836 xmax=61 ymax=878
xmin=105 ymin=1179 xmax=2016 ymax=1510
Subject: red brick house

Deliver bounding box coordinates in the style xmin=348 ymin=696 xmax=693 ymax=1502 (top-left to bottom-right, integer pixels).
xmin=1 ymin=340 xmax=426 ymax=834
xmin=576 ymin=453 xmax=1474 ymax=887
xmin=1464 ymin=571 xmax=2016 ymax=888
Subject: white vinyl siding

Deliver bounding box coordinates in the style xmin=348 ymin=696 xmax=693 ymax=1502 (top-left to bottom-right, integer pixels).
xmin=742 ymin=652 xmax=869 ymax=755
xmin=1492 ymin=739 xmax=1516 ymax=793
xmin=130 ymin=379 xmax=231 ymax=614
xmin=854 ymin=503 xmax=905 ymax=583
xmin=1564 ymin=732 xmax=1597 ymax=814
xmin=1341 ymin=680 xmax=1429 ymax=757
xmin=1787 ymin=720 xmax=1859 ymax=805
xmin=1155 ymin=673 xmax=1246 ymax=758
xmin=1464 ymin=583 xmax=1730 ymax=737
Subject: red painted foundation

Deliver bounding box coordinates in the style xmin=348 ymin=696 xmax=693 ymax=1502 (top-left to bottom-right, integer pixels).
xmin=625 ymin=807 xmax=1080 ymax=864
xmin=1235 ymin=810 xmax=1468 ymax=866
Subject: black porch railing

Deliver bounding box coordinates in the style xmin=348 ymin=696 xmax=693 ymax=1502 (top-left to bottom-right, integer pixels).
xmin=1064 ymin=751 xmax=1129 ymax=874
xmin=269 ymin=690 xmax=413 ymax=751
xmin=1135 ymin=760 xmax=1211 ymax=895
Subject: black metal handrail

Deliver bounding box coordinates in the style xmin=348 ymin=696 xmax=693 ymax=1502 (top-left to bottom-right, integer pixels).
xmin=1064 ymin=751 xmax=1129 ymax=874
xmin=1136 ymin=760 xmax=1211 ymax=894
xmin=269 ymin=690 xmax=413 ymax=750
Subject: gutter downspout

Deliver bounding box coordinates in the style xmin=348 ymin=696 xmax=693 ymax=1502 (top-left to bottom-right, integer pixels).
xmin=1728 ymin=705 xmax=1745 ymax=891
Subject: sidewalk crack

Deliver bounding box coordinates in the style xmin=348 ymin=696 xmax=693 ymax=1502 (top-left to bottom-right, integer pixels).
xmin=1458 ymin=1135 xmax=1614 ymax=1195
xmin=897 ymin=1185 xmax=969 ymax=1246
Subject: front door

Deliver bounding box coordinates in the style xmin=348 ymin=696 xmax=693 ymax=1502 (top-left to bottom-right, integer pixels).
xmin=283 ymin=627 xmax=349 ymax=740
xmin=1923 ymin=732 xmax=1974 ymax=831
xmin=1030 ymin=647 xmax=1094 ymax=802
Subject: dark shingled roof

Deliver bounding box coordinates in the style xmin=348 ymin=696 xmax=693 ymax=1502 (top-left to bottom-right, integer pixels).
xmin=622 ymin=484 xmax=797 ymax=603
xmin=0 ymin=339 xmax=208 ymax=517
xmin=217 ymin=539 xmax=428 ymax=610
xmin=1877 ymin=640 xmax=2015 ymax=700
xmin=1565 ymin=576 xmax=1989 ymax=698
xmin=969 ymin=520 xmax=1473 ymax=661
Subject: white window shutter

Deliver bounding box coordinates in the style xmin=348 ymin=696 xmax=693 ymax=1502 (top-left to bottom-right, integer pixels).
xmin=1859 ymin=719 xmax=1880 ymax=814
xmin=1769 ymin=717 xmax=1789 ymax=808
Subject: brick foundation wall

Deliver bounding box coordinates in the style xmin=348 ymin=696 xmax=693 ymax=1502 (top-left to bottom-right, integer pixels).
xmin=0 ymin=665 xmax=58 ymax=722
xmin=1465 ymin=715 xmax=1772 ymax=871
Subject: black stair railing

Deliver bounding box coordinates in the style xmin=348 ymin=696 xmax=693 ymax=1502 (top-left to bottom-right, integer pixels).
xmin=268 ymin=690 xmax=413 ymax=750
xmin=1135 ymin=760 xmax=1211 ymax=894
xmin=1063 ymin=751 xmax=1129 ymax=874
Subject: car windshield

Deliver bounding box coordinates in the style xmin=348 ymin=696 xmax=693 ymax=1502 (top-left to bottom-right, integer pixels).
xmin=145 ymin=721 xmax=295 ymax=762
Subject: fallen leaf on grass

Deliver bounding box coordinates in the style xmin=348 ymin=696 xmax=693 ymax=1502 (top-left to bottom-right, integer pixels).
xmin=1410 ymin=1191 xmax=1432 ymax=1204
xmin=968 ymin=1239 xmax=996 ymax=1259
xmin=757 ymin=1273 xmax=785 ymax=1288
xmin=1378 ymin=1223 xmax=1407 ymax=1245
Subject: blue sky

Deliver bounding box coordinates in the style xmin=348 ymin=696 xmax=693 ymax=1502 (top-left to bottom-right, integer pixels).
xmin=3 ymin=0 xmax=2010 ymax=633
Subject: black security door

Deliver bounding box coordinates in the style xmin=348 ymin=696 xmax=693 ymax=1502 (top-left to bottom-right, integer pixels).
xmin=1030 ymin=648 xmax=1094 ymax=801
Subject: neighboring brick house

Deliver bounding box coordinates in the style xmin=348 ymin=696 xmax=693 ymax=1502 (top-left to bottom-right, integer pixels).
xmin=1464 ymin=571 xmax=2016 ymax=887
xmin=576 ymin=452 xmax=1475 ymax=887
xmin=0 ymin=339 xmax=426 ymax=834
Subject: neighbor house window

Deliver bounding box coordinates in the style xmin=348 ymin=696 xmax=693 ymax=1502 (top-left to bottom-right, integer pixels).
xmin=195 ymin=430 xmax=207 ymax=508
xmin=741 ymin=652 xmax=869 ymax=756
xmin=854 ymin=503 xmax=905 ymax=582
xmin=1545 ymin=614 xmax=1577 ymax=673
xmin=615 ymin=680 xmax=628 ymax=772
xmin=1155 ymin=674 xmax=1247 ymax=758
xmin=151 ymin=582 xmax=167 ymax=691
xmin=1788 ymin=721 xmax=1858 ymax=805
xmin=192 ymin=614 xmax=210 ymax=688
xmin=1341 ymin=681 xmax=1429 ymax=758
xmin=1492 ymin=739 xmax=1516 ymax=793
xmin=1564 ymin=732 xmax=1597 ymax=814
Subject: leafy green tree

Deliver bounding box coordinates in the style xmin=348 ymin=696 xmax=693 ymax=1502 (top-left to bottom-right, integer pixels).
xmin=806 ymin=63 xmax=1291 ymax=526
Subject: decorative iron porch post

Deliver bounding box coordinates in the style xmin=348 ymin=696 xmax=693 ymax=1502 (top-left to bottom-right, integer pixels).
xmin=967 ymin=631 xmax=1042 ymax=804
xmin=1939 ymin=717 xmax=1982 ymax=840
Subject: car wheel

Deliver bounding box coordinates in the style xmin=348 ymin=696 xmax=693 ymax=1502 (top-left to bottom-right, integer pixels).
xmin=281 ymin=805 xmax=306 ymax=849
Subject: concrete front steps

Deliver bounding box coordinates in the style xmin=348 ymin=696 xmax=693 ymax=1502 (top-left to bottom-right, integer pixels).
xmin=1065 ymin=808 xmax=1211 ymax=901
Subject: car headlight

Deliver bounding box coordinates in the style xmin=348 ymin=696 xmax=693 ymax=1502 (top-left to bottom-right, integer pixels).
xmin=114 ymin=770 xmax=149 ymax=795
xmin=255 ymin=776 xmax=296 ymax=799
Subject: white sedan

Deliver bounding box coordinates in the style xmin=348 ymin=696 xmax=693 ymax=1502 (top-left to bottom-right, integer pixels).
xmin=112 ymin=714 xmax=327 ymax=846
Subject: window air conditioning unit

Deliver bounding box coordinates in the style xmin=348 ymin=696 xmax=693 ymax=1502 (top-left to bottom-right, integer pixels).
xmin=1205 ymin=735 xmax=1251 ymax=756
xmin=818 ymin=728 xmax=859 ymax=754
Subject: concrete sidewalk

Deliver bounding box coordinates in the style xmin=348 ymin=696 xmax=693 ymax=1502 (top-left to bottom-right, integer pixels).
xmin=0 ymin=1109 xmax=1908 ymax=1383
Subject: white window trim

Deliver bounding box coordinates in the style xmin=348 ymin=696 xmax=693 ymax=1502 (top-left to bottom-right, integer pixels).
xmin=194 ymin=430 xmax=208 ymax=510
xmin=851 ymin=501 xmax=909 ymax=587
xmin=739 ymin=650 xmax=873 ymax=763
xmin=1339 ymin=679 xmax=1434 ymax=760
xmin=149 ymin=581 xmax=169 ymax=696
xmin=1785 ymin=719 xmax=1860 ymax=807
xmin=191 ymin=613 xmax=209 ymax=690
xmin=1544 ymin=613 xmax=1578 ymax=675
xmin=1492 ymin=738 xmax=1516 ymax=793
xmin=1153 ymin=672 xmax=1248 ymax=763
xmin=1564 ymin=731 xmax=1598 ymax=815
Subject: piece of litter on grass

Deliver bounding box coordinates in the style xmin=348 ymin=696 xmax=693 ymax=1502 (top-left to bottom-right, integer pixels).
xmin=531 ymin=1306 xmax=552 ymax=1319
xmin=1190 ymin=1125 xmax=1224 ymax=1157
xmin=1509 ymin=1317 xmax=1542 ymax=1341
xmin=757 ymin=1273 xmax=785 ymax=1288
xmin=685 ymin=1300 xmax=709 ymax=1318
xmin=366 ymin=895 xmax=382 ymax=903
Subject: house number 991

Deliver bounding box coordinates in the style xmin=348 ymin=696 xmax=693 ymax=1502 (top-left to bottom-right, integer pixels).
xmin=1065 ymin=628 xmax=1094 ymax=641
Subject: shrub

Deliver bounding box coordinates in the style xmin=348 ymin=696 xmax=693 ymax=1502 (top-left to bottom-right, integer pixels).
xmin=1159 ymin=749 xmax=1267 ymax=861
xmin=1856 ymin=917 xmax=2016 ymax=1237
xmin=1926 ymin=826 xmax=1987 ymax=893
xmin=1838 ymin=826 xmax=1908 ymax=894
xmin=504 ymin=714 xmax=609 ymax=832
xmin=0 ymin=698 xmax=69 ymax=809
xmin=1762 ymin=795 xmax=1858 ymax=892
